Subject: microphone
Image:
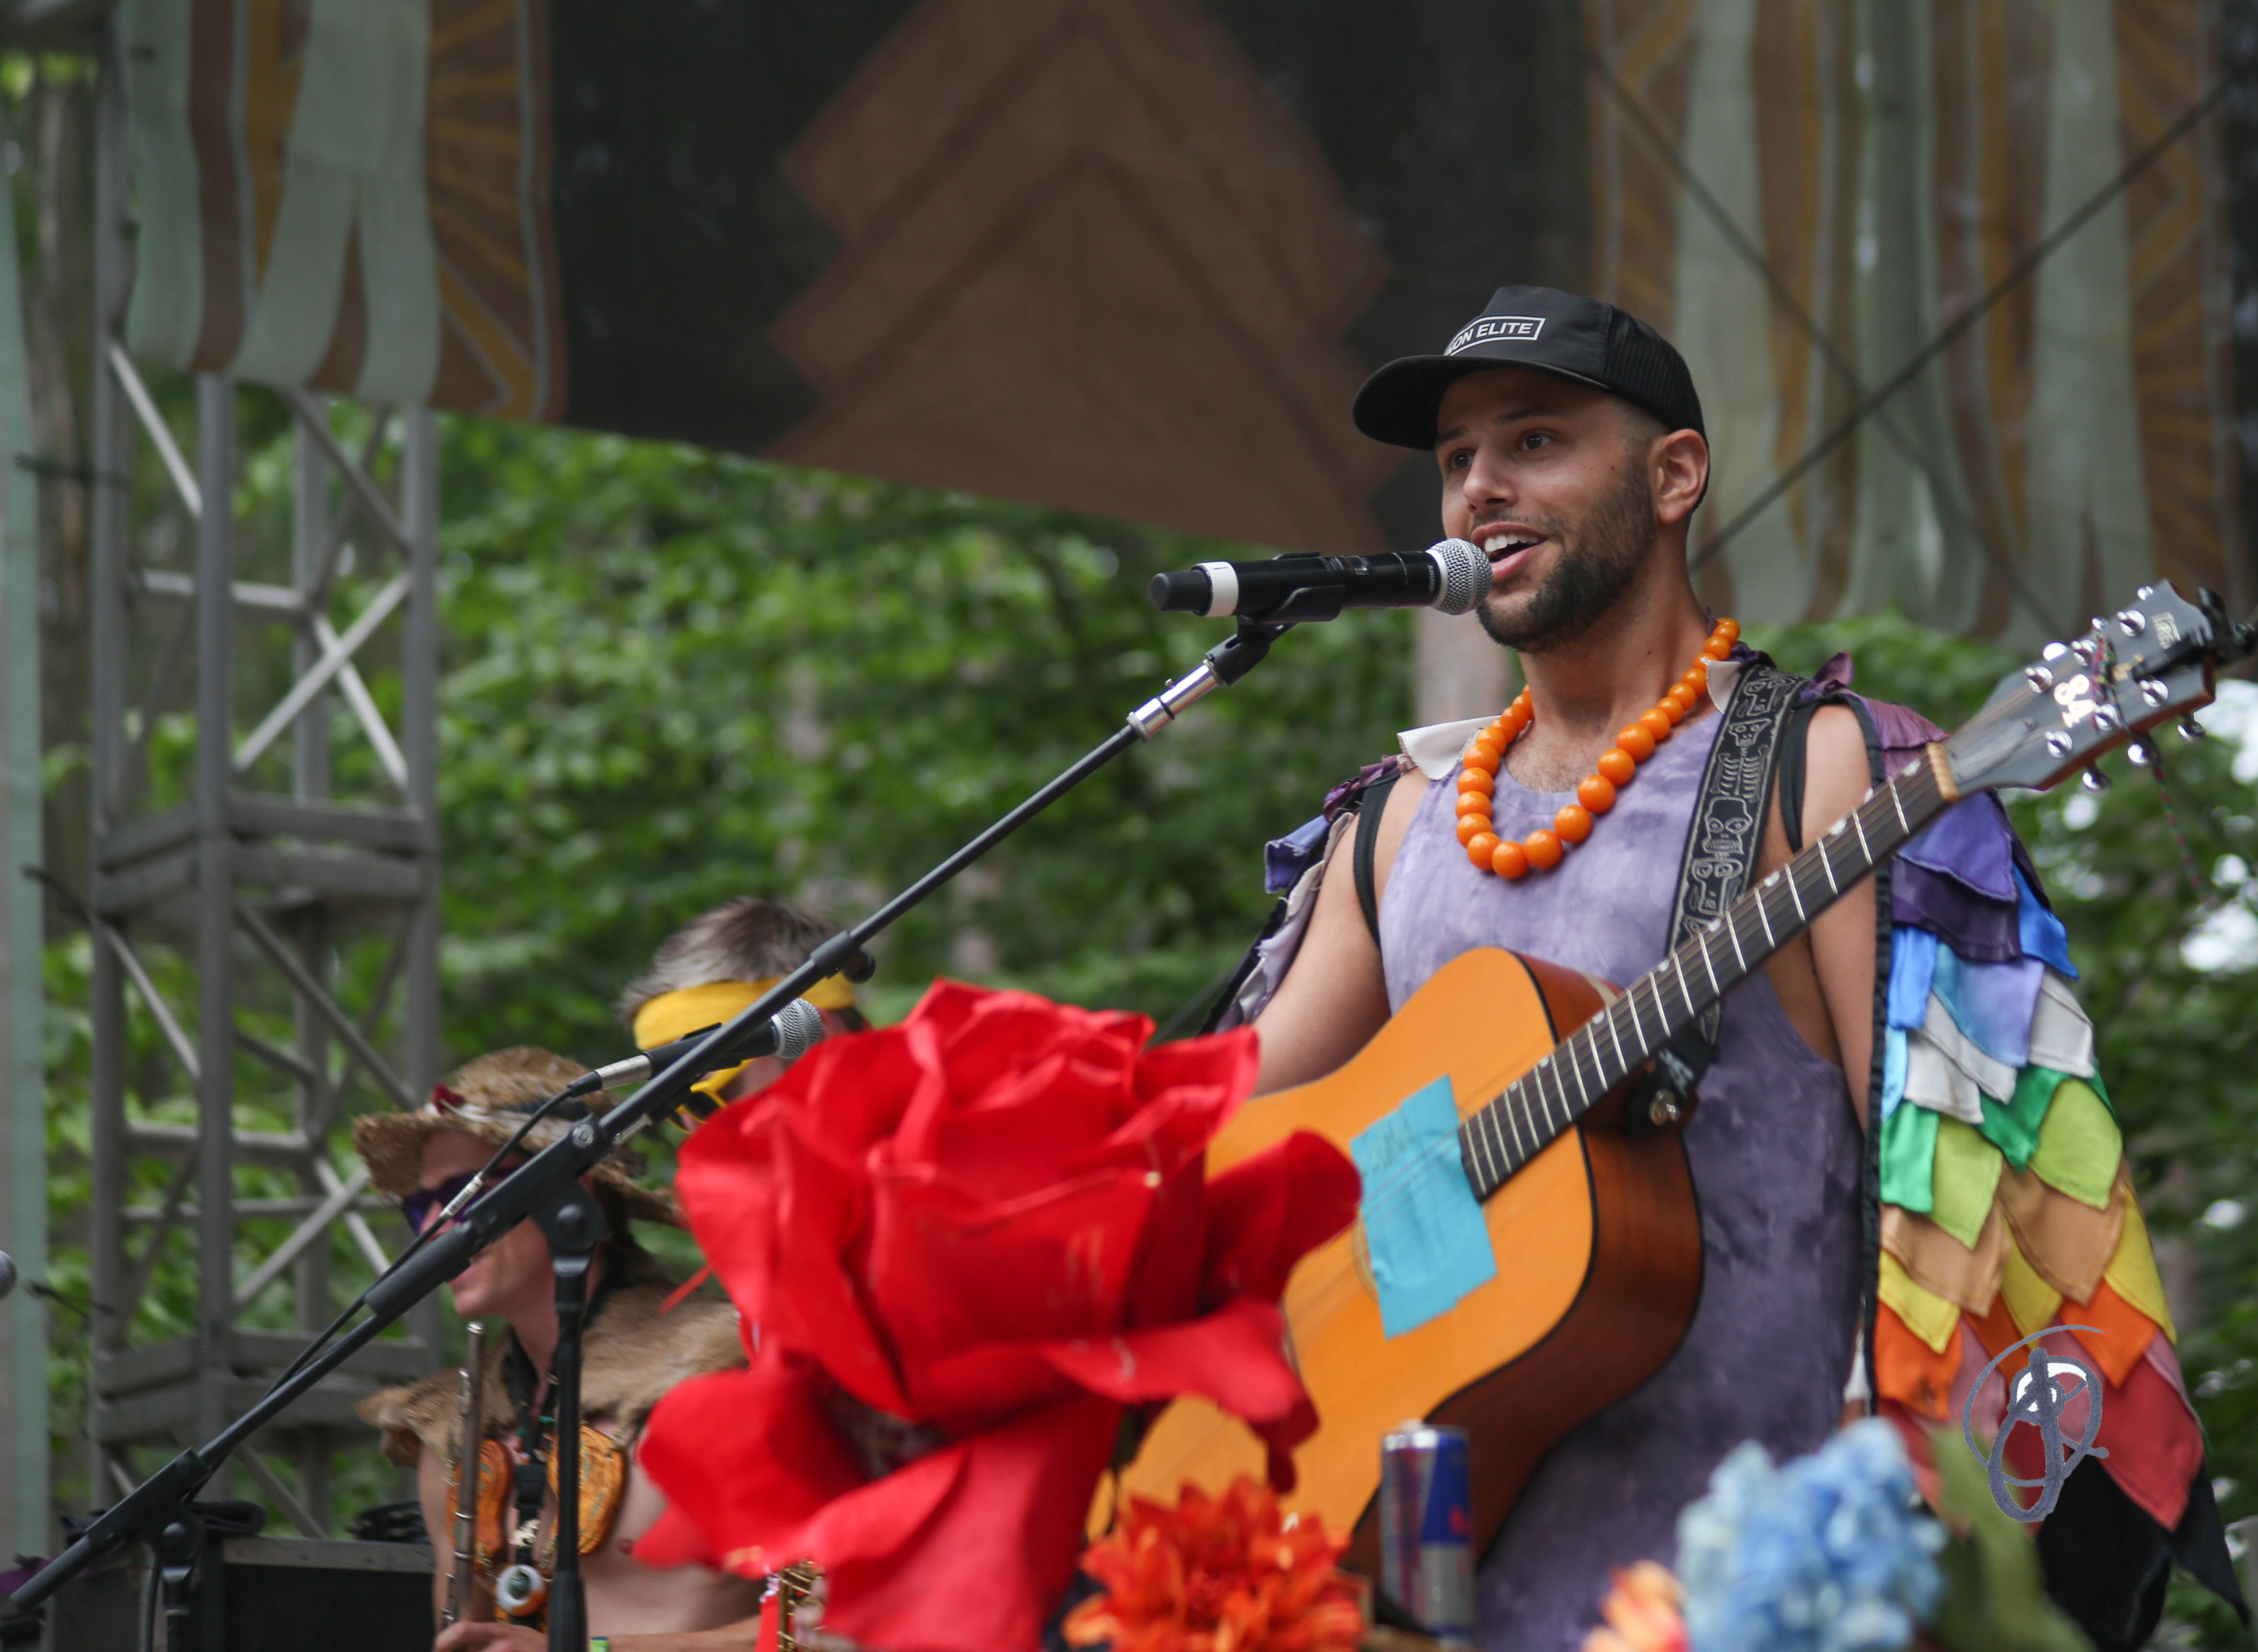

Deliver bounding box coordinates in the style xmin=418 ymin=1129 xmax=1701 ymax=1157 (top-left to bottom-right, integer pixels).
xmin=1149 ymin=539 xmax=1489 ymax=623
xmin=567 ymin=999 xmax=829 ymax=1098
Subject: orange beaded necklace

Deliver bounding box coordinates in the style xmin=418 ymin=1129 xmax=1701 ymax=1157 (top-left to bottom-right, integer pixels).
xmin=1456 ymin=617 xmax=1740 ymax=880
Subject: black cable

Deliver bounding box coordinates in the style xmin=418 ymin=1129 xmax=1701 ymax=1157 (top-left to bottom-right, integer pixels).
xmin=1688 ymin=72 xmax=2231 ymax=575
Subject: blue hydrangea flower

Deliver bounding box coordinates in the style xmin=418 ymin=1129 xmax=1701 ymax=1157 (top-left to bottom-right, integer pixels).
xmin=1674 ymin=1419 xmax=1944 ymax=1652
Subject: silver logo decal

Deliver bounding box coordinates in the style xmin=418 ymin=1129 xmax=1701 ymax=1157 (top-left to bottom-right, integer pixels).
xmin=1447 ymin=315 xmax=1545 ymax=354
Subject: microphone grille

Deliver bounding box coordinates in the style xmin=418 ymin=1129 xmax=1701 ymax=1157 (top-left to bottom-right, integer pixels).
xmin=1429 ymin=538 xmax=1490 ymax=616
xmin=772 ymin=998 xmax=827 ymax=1065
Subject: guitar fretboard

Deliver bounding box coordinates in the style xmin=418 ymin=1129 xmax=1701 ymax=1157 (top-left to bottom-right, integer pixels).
xmin=1456 ymin=748 xmax=1954 ymax=1199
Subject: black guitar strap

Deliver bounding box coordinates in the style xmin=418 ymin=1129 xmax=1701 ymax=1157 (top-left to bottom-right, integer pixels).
xmin=1650 ymin=661 xmax=1807 ymax=1093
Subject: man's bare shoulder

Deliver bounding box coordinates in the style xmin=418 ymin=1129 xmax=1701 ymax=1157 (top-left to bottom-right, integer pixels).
xmin=1371 ymin=759 xmax=1431 ymax=899
xmin=1759 ymin=701 xmax=1873 ymax=877
xmin=1804 ymin=701 xmax=1874 ymax=786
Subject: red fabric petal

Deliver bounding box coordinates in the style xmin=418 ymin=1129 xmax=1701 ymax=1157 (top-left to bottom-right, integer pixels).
xmin=637 ymin=1502 xmax=720 ymax=1571
xmin=1201 ymin=1130 xmax=1362 ymax=1306
xmin=1084 ymin=1032 xmax=1258 ymax=1177
xmin=908 ymin=984 xmax=1150 ymax=1122
xmin=815 ymin=1397 xmax=1124 ymax=1652
xmin=1989 ymin=1328 xmax=2203 ymax=1531
xmin=676 ymin=1056 xmax=909 ymax=1412
xmin=1915 ymin=1308 xmax=2205 ymax=1534
xmin=1041 ymin=1297 xmax=1306 ymax=1420
xmin=636 ymin=1357 xmax=869 ymax=1574
xmin=2093 ymin=1339 xmax=2204 ymax=1531
xmin=2145 ymin=1330 xmax=2195 ymax=1407
xmin=1042 ymin=1296 xmax=1317 ymax=1489
xmin=646 ymin=984 xmax=1336 ymax=1645
xmin=901 ymin=1052 xmax=1123 ymax=1202
xmin=868 ymin=1163 xmax=1159 ymax=1386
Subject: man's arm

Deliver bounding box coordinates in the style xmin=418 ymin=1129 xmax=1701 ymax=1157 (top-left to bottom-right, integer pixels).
xmin=1252 ymin=775 xmax=1429 ymax=1093
xmin=1759 ymin=704 xmax=1882 ymax=1126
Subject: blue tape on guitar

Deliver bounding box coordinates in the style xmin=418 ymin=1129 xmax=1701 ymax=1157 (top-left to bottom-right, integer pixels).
xmin=1350 ymin=1075 xmax=1498 ymax=1338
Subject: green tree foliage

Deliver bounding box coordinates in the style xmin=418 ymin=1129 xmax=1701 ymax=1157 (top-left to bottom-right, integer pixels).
xmin=431 ymin=420 xmax=1414 ymax=1053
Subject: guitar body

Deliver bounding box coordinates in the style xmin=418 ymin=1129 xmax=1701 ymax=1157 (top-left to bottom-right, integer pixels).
xmin=1120 ymin=946 xmax=1704 ymax=1574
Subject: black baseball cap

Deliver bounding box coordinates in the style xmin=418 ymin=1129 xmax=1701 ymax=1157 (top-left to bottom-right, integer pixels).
xmin=1353 ymin=286 xmax=1705 ymax=451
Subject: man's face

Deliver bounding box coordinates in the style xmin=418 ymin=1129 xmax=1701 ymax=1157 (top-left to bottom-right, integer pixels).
xmin=1433 ymin=366 xmax=1666 ymax=654
xmin=414 ymin=1131 xmax=553 ymax=1322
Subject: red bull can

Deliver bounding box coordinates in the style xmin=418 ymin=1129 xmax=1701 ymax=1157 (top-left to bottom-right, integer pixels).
xmin=1379 ymin=1420 xmax=1474 ymax=1641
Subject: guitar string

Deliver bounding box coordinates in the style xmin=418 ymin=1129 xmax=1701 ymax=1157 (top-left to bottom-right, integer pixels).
xmin=1340 ymin=631 xmax=2203 ymax=1272
xmin=1206 ymin=664 xmax=2190 ymax=1474
xmin=1278 ymin=768 xmax=1954 ymax=1338
xmin=1368 ymin=820 xmax=1863 ymax=1213
xmin=1259 ymin=661 xmax=2205 ymax=1413
xmin=1457 ymin=792 xmax=1897 ymax=1192
xmin=1346 ymin=768 xmax=1937 ymax=1222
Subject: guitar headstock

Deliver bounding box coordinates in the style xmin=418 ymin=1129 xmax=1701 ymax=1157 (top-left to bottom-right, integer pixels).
xmin=1944 ymin=583 xmax=2249 ymax=795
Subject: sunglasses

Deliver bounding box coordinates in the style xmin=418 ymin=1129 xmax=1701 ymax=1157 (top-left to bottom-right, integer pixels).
xmin=400 ymin=1163 xmax=521 ymax=1234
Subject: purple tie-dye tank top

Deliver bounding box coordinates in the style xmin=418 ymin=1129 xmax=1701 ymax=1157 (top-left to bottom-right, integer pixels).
xmin=1378 ymin=710 xmax=1862 ymax=1652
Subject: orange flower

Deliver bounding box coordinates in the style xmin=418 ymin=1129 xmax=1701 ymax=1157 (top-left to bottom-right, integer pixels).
xmin=1581 ymin=1562 xmax=1688 ymax=1652
xmin=1068 ymin=1477 xmax=1365 ymax=1652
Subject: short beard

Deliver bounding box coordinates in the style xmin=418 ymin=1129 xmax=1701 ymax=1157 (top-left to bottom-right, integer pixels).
xmin=1475 ymin=463 xmax=1659 ymax=654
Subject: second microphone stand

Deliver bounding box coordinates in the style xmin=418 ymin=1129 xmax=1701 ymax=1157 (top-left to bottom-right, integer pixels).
xmin=8 ymin=616 xmax=1296 ymax=1648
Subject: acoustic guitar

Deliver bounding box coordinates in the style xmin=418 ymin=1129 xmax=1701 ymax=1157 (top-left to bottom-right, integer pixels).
xmin=1121 ymin=583 xmax=2241 ymax=1576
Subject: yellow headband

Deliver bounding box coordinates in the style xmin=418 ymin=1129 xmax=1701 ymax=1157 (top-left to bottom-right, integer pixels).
xmin=631 ymin=977 xmax=857 ymax=1099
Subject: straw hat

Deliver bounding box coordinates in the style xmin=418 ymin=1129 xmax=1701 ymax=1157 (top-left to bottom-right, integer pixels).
xmin=351 ymin=1046 xmax=679 ymax=1227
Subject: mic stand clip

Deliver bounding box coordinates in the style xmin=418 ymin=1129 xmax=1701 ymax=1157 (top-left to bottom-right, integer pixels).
xmin=1127 ymin=618 xmax=1290 ymax=738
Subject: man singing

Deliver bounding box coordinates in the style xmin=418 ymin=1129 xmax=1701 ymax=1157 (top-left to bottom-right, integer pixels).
xmin=1236 ymin=287 xmax=2227 ymax=1648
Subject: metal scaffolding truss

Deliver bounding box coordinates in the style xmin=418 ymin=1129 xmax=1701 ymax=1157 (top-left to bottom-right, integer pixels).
xmin=81 ymin=46 xmax=441 ymax=1533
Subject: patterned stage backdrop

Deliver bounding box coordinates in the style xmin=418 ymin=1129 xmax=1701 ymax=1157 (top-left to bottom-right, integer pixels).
xmin=119 ymin=0 xmax=2253 ymax=639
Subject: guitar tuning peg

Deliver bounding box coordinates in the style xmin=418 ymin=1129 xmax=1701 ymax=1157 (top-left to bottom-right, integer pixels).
xmin=2117 ymin=608 xmax=2148 ymax=637
xmin=2126 ymin=738 xmax=2156 ymax=768
xmin=2041 ymin=641 xmax=2071 ymax=663
xmin=2081 ymin=768 xmax=2112 ymax=793
xmin=2025 ymin=664 xmax=2054 ymax=691
xmin=2140 ymin=677 xmax=2170 ymax=706
xmin=2178 ymin=716 xmax=2208 ymax=741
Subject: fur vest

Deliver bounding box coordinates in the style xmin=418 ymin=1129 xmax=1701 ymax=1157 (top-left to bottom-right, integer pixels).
xmin=358 ymin=1266 xmax=745 ymax=1468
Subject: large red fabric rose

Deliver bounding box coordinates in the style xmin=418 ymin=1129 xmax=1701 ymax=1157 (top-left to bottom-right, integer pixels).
xmin=636 ymin=981 xmax=1359 ymax=1652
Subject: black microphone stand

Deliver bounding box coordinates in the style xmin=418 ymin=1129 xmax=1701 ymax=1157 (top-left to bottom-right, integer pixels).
xmin=6 ymin=617 xmax=1294 ymax=1646
xmin=530 ymin=1177 xmax=605 ymax=1649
